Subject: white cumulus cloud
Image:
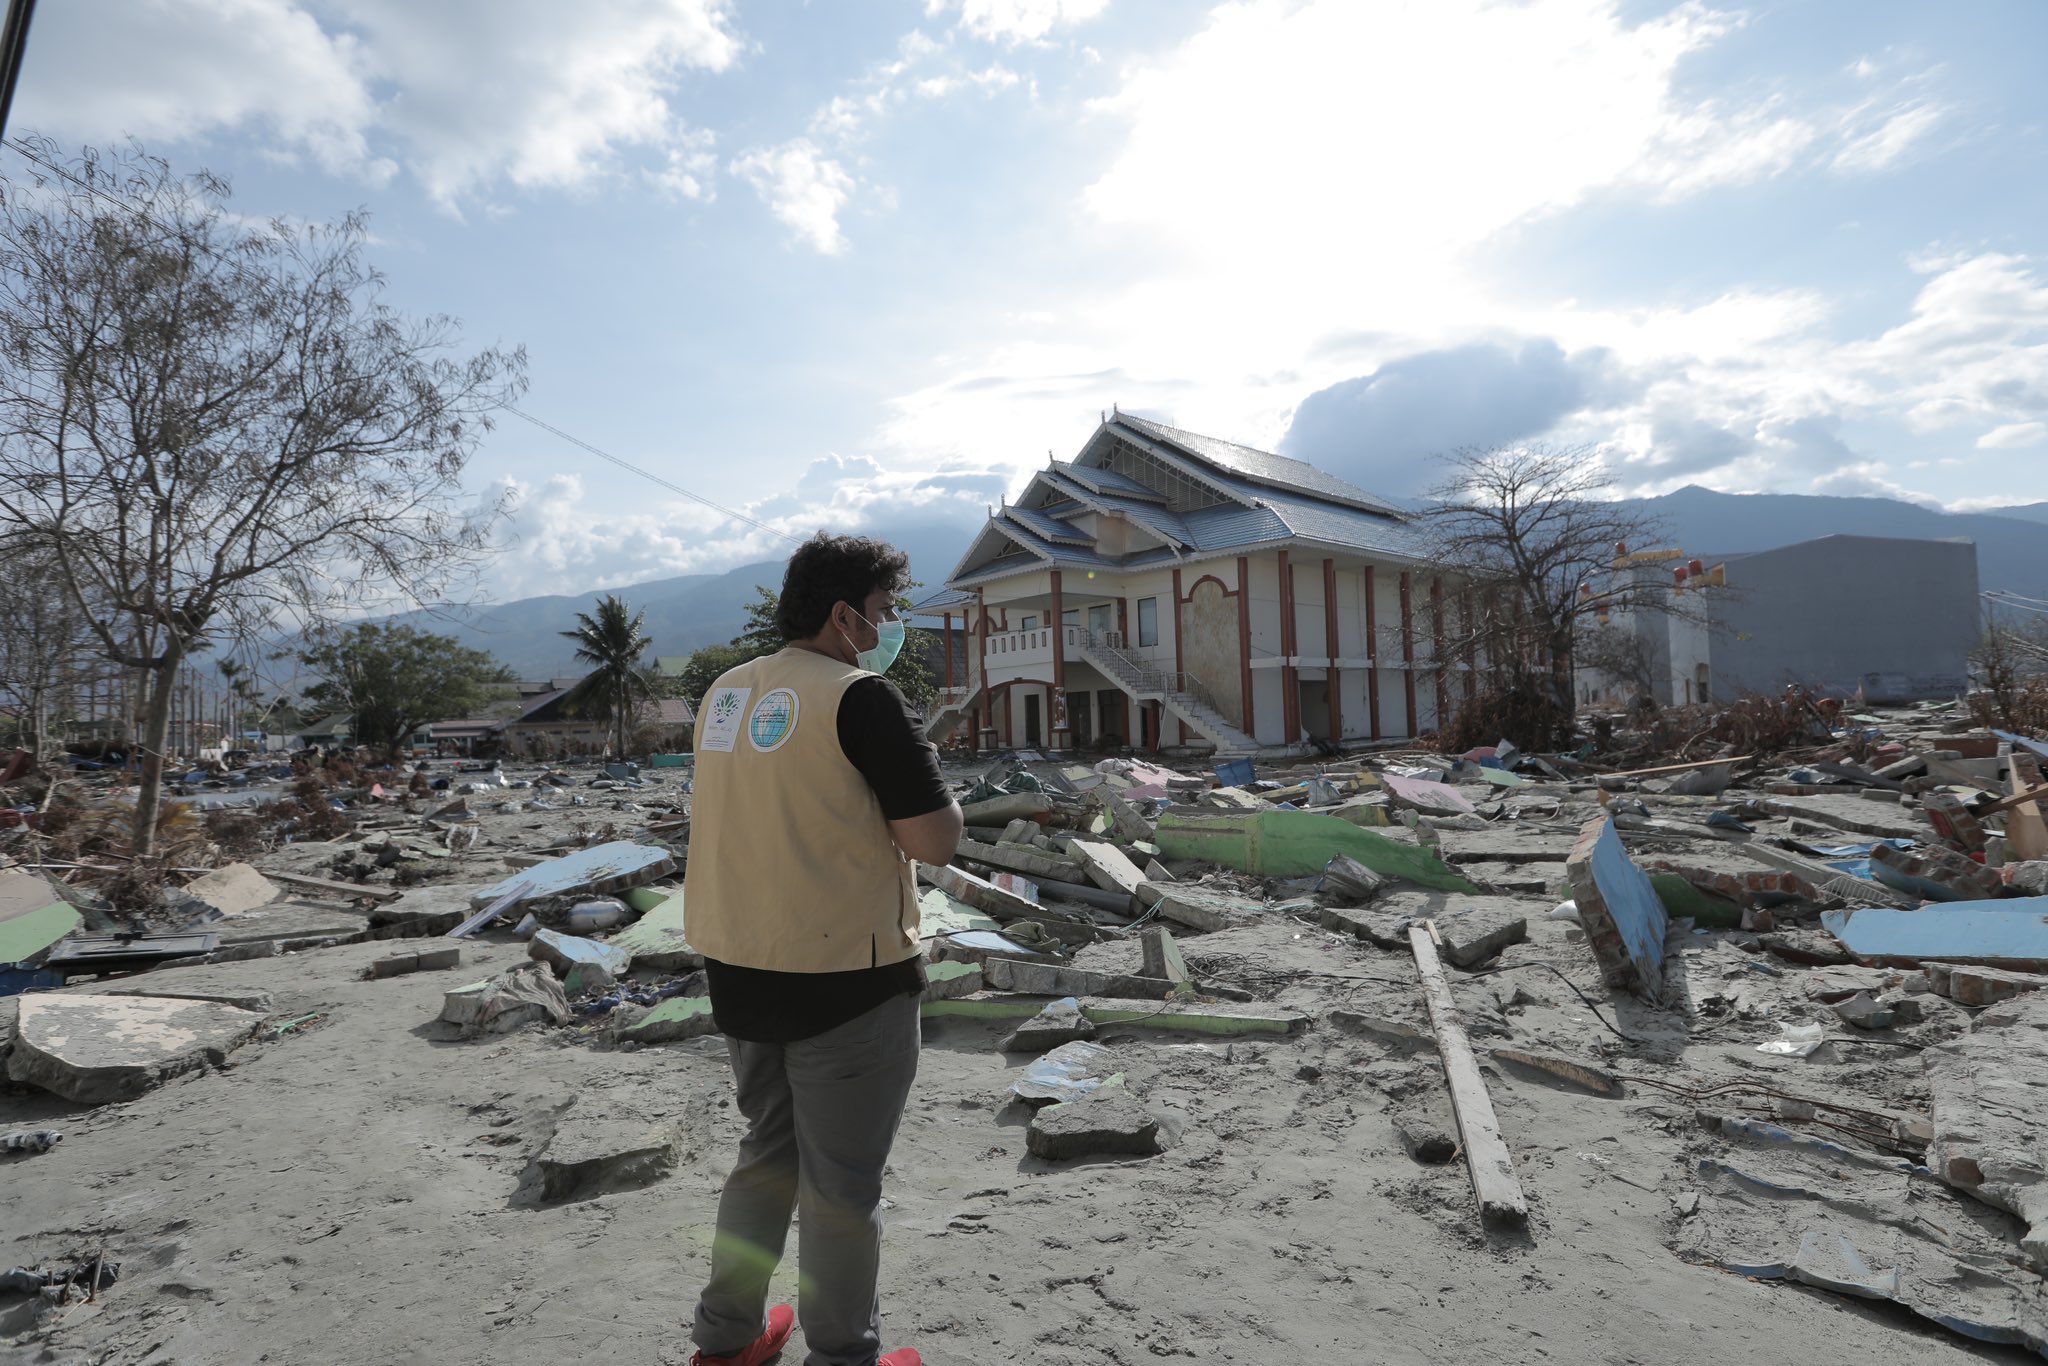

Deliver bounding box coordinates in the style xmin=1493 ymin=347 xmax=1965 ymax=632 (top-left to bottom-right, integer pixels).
xmin=928 ymin=0 xmax=1110 ymax=46
xmin=732 ymin=139 xmax=856 ymax=254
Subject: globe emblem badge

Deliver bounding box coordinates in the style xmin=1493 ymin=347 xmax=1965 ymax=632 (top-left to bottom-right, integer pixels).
xmin=746 ymin=688 xmax=800 ymax=752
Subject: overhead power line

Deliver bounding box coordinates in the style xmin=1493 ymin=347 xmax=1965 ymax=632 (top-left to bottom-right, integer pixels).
xmin=503 ymin=405 xmax=803 ymax=547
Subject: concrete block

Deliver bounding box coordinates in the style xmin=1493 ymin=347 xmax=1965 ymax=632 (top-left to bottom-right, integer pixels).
xmin=1000 ymin=996 xmax=1097 ymax=1054
xmin=528 ymin=929 xmax=632 ymax=980
xmin=609 ymin=889 xmax=700 ymax=971
xmin=1870 ymin=842 xmax=2005 ymax=902
xmin=7 ymin=994 xmax=264 ymax=1104
xmin=1392 ymin=1110 xmax=1456 ymax=1163
xmin=441 ymin=964 xmax=571 ymax=1035
xmin=534 ymin=1099 xmax=682 ymax=1202
xmin=921 ymin=960 xmax=982 ymax=1002
xmin=1026 ymin=1089 xmax=1160 ymax=1160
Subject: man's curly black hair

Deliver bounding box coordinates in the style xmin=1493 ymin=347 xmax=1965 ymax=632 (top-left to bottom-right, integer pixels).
xmin=775 ymin=532 xmax=912 ymax=642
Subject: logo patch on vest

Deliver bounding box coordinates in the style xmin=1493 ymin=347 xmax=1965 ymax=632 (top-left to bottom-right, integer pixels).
xmin=746 ymin=688 xmax=801 ymax=752
xmin=699 ymin=687 xmax=751 ymax=753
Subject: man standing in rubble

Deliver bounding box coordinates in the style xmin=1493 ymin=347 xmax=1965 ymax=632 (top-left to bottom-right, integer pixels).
xmin=684 ymin=532 xmax=961 ymax=1366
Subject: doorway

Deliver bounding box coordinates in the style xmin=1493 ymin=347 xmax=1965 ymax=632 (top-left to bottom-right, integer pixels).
xmin=1023 ymin=692 xmax=1042 ymax=747
xmin=1299 ymin=680 xmax=1331 ymax=740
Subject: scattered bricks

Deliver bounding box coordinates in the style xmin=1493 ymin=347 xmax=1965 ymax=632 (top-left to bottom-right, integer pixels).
xmin=1741 ymin=906 xmax=1777 ymax=933
xmin=1392 ymin=1110 xmax=1457 ymax=1164
xmin=369 ymin=946 xmax=463 ymax=979
xmin=1922 ymin=792 xmax=1989 ymax=853
xmin=1646 ymin=861 xmax=1824 ymax=907
xmin=1948 ymin=966 xmax=2048 ymax=1008
xmin=1564 ymin=817 xmax=1668 ymax=1002
xmin=1869 ymin=842 xmax=2005 ymax=902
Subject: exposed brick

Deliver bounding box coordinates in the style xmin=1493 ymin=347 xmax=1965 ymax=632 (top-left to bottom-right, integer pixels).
xmin=1948 ymin=966 xmax=2048 ymax=1008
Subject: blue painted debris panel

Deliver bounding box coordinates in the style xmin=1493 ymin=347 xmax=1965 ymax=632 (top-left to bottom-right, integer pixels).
xmin=1589 ymin=817 xmax=1667 ymax=991
xmin=1822 ymin=900 xmax=2048 ymax=968
xmin=469 ymin=841 xmax=676 ymax=908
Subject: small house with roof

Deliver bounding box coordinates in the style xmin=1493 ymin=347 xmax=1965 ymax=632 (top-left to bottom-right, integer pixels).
xmin=919 ymin=412 xmax=1469 ymax=757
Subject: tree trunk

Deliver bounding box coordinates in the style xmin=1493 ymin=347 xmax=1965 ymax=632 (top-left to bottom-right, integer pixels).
xmin=131 ymin=643 xmax=183 ymax=857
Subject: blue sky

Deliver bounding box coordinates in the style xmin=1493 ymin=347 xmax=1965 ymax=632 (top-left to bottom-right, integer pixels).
xmin=12 ymin=0 xmax=2048 ymax=601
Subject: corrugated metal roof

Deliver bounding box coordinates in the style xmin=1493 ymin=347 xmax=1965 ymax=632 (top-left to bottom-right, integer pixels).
xmin=1114 ymin=413 xmax=1408 ymax=518
xmin=1041 ymin=470 xmax=1192 ymax=548
xmin=1180 ymin=502 xmax=1290 ymax=552
xmin=1003 ymin=504 xmax=1093 ymax=545
xmin=911 ymin=586 xmax=975 ymax=612
xmin=1052 ymin=460 xmax=1168 ymax=503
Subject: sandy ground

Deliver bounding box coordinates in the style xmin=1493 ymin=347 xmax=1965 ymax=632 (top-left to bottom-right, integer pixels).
xmin=1 ymin=876 xmax=2031 ymax=1366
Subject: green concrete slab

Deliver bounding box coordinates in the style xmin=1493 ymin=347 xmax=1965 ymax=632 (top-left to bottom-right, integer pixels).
xmin=1155 ymin=810 xmax=1477 ymax=890
xmin=610 ymin=889 xmax=701 ymax=970
xmin=621 ymin=995 xmax=717 ymax=1043
xmin=0 ymin=870 xmax=82 ymax=966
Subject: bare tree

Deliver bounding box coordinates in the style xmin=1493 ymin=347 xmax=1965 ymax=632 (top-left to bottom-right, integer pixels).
xmin=1417 ymin=444 xmax=1706 ymax=748
xmin=0 ymin=140 xmax=526 ymax=853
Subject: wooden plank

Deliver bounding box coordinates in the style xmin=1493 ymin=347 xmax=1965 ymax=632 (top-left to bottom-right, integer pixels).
xmin=2007 ymin=769 xmax=2048 ymax=863
xmin=1981 ymin=781 xmax=2048 ymax=818
xmin=264 ymin=870 xmax=404 ymax=903
xmin=1604 ymin=754 xmax=1753 ymax=779
xmin=1066 ymin=838 xmax=1146 ymax=902
xmin=1408 ymin=922 xmax=1529 ymax=1224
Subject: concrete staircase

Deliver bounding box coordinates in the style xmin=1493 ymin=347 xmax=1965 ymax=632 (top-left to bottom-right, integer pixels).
xmin=1075 ymin=634 xmax=1259 ymax=757
xmin=924 ymin=682 xmax=983 ymax=743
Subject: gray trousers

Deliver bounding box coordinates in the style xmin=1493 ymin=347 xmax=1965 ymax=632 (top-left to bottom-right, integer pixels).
xmin=693 ymin=992 xmax=921 ymax=1366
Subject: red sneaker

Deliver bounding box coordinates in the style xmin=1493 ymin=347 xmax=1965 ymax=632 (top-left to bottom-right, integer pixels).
xmin=879 ymin=1351 xmax=922 ymax=1366
xmin=692 ymin=1303 xmax=795 ymax=1366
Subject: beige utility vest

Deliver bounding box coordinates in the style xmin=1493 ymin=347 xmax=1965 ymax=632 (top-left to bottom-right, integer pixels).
xmin=684 ymin=646 xmax=919 ymax=973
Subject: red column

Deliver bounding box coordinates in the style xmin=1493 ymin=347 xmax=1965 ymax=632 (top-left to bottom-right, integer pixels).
xmin=1364 ymin=565 xmax=1382 ymax=740
xmin=1049 ymin=570 xmax=1069 ymax=751
xmin=1277 ymin=549 xmax=1298 ymax=743
xmin=1324 ymin=557 xmax=1341 ymax=743
xmin=1399 ymin=571 xmax=1418 ymax=736
xmin=943 ymin=613 xmax=954 ymax=690
xmin=975 ymin=589 xmax=991 ymax=753
xmin=1236 ymin=555 xmax=1254 ymax=736
xmin=1171 ymin=567 xmax=1188 ymax=746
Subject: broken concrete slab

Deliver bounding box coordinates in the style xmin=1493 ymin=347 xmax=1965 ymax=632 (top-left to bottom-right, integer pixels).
xmin=1327 ymin=1010 xmax=1435 ymax=1048
xmin=1926 ymin=991 xmax=2048 ymax=1270
xmin=919 ymin=862 xmax=1040 ymax=921
xmin=608 ymin=888 xmax=701 ymax=971
xmin=1066 ymin=839 xmax=1146 ymax=904
xmin=1564 ymin=817 xmax=1669 ymax=1002
xmin=920 ymin=960 xmax=982 ymax=1002
xmin=1831 ymin=992 xmax=1896 ymax=1029
xmin=1379 ymin=892 xmax=1530 ymax=968
xmin=369 ymin=946 xmax=462 ymax=980
xmin=528 ymin=929 xmax=632 ymax=980
xmin=980 ymin=956 xmax=1178 ymax=1001
xmin=619 ymin=996 xmax=717 ymax=1044
xmin=93 ymin=981 xmax=277 ymax=1013
xmin=1154 ymin=809 xmax=1478 ymax=891
xmin=923 ymin=992 xmax=1309 ymax=1036
xmin=955 ymin=838 xmax=1088 ymax=884
xmin=1822 ymin=900 xmax=2048 ymax=971
xmin=1001 ymin=996 xmax=1097 ymax=1053
xmin=468 ymin=841 xmax=678 ymax=909
xmin=1026 ymin=1088 xmax=1160 ymax=1160
xmin=7 ymin=993 xmax=264 ymax=1104
xmin=1759 ymin=794 xmax=1929 ymax=842
xmin=533 ymin=1098 xmax=683 ymax=1202
xmin=1383 ymin=773 xmax=1477 ymax=818
xmin=1139 ymin=927 xmax=1192 ymax=994
xmin=168 ymin=862 xmax=279 ymax=923
xmin=1487 ymin=1047 xmax=1624 ymax=1096
xmin=1135 ymin=882 xmax=1313 ymax=933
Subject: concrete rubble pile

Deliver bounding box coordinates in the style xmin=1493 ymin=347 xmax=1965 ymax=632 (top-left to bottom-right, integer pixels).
xmin=12 ymin=705 xmax=2048 ymax=1360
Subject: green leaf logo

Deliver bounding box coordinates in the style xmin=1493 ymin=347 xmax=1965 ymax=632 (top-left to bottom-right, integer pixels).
xmin=713 ymin=691 xmax=740 ymax=721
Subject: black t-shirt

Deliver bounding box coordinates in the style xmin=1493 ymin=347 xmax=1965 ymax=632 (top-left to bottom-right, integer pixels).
xmin=703 ymin=675 xmax=952 ymax=1043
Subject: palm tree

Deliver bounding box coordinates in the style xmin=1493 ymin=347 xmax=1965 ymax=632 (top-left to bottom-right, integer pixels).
xmin=560 ymin=595 xmax=655 ymax=759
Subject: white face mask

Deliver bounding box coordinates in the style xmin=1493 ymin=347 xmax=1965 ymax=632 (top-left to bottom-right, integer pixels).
xmin=842 ymin=607 xmax=905 ymax=674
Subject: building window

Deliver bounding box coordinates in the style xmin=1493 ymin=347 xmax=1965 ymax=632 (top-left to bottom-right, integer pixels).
xmin=1019 ymin=614 xmax=1037 ymax=630
xmin=1137 ymin=597 xmax=1159 ymax=647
